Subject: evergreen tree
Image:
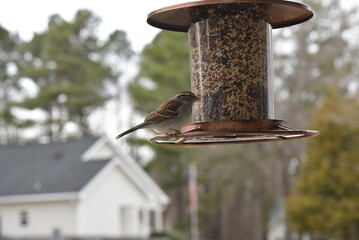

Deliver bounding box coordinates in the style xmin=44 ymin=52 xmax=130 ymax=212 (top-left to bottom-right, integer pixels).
xmin=129 ymin=30 xmax=190 ymax=113
xmin=0 ymin=25 xmax=25 ymax=144
xmin=129 ymin=30 xmax=192 ymax=231
xmin=18 ymin=10 xmax=133 ymax=141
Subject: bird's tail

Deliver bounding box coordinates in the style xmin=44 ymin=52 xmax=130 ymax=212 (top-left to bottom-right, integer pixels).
xmin=115 ymin=122 xmax=151 ymax=140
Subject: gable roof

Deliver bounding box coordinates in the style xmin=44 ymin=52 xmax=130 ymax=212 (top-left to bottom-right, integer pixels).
xmin=80 ymin=137 xmax=170 ymax=205
xmin=0 ymin=137 xmax=110 ymax=197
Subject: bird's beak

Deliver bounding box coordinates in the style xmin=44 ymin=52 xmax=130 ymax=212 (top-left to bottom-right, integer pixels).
xmin=195 ymin=95 xmax=200 ymax=101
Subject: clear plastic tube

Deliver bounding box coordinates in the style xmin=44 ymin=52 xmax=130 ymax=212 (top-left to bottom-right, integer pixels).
xmin=189 ymin=4 xmax=274 ymax=122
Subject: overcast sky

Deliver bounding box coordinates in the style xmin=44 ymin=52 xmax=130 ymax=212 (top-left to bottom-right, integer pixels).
xmin=0 ymin=0 xmax=171 ymax=52
xmin=0 ymin=0 xmax=357 ymax=52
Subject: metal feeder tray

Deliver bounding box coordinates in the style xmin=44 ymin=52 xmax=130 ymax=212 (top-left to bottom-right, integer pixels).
xmin=151 ymin=120 xmax=319 ymax=145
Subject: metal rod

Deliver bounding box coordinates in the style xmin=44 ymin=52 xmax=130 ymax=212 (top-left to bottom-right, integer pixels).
xmin=188 ymin=163 xmax=199 ymax=240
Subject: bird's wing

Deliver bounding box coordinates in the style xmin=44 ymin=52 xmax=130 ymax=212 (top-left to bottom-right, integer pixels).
xmin=145 ymin=99 xmax=181 ymax=123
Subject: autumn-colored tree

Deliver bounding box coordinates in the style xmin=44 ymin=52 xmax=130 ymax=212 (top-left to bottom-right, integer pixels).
xmin=274 ymin=1 xmax=359 ymax=238
xmin=286 ymin=91 xmax=359 ymax=239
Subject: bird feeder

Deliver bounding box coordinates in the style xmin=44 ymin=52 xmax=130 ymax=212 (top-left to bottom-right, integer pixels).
xmin=147 ymin=0 xmax=319 ymax=145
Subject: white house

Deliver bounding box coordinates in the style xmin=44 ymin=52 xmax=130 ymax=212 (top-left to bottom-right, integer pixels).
xmin=0 ymin=136 xmax=170 ymax=239
xmin=268 ymin=208 xmax=310 ymax=240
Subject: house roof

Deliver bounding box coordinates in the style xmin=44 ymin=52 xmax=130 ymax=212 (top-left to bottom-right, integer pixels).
xmin=0 ymin=137 xmax=110 ymax=197
xmin=80 ymin=137 xmax=170 ymax=206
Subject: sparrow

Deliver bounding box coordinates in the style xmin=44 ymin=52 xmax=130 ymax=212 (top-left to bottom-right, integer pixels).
xmin=115 ymin=91 xmax=199 ymax=139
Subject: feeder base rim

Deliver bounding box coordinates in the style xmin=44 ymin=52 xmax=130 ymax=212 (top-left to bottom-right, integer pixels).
xmin=150 ymin=121 xmax=319 ymax=145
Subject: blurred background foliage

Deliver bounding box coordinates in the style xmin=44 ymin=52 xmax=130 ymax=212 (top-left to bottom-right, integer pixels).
xmin=0 ymin=10 xmax=133 ymax=143
xmin=0 ymin=0 xmax=359 ymax=239
xmin=286 ymin=91 xmax=359 ymax=239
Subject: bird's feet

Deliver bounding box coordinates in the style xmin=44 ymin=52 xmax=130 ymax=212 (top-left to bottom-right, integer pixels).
xmin=165 ymin=129 xmax=180 ymax=136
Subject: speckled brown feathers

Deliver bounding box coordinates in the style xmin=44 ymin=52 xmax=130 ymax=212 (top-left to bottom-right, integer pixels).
xmin=115 ymin=91 xmax=199 ymax=139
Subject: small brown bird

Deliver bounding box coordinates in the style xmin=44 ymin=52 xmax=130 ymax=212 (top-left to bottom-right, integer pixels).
xmin=115 ymin=91 xmax=199 ymax=139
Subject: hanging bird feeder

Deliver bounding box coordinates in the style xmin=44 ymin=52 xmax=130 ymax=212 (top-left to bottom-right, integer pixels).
xmin=147 ymin=0 xmax=319 ymax=145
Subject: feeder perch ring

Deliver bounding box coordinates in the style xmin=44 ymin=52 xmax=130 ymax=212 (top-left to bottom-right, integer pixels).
xmin=150 ymin=120 xmax=319 ymax=145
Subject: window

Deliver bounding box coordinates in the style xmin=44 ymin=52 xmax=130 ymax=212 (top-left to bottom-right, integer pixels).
xmin=120 ymin=207 xmax=132 ymax=235
xmin=52 ymin=228 xmax=62 ymax=240
xmin=19 ymin=210 xmax=29 ymax=227
xmin=149 ymin=210 xmax=156 ymax=231
xmin=139 ymin=208 xmax=144 ymax=224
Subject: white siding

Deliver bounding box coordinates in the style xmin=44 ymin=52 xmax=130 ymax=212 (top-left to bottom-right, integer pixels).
xmin=76 ymin=166 xmax=154 ymax=238
xmin=0 ymin=201 xmax=76 ymax=238
xmin=268 ymin=221 xmax=286 ymax=240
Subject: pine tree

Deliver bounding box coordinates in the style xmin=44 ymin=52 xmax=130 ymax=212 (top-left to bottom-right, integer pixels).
xmin=17 ymin=10 xmax=133 ymax=141
xmin=0 ymin=25 xmax=25 ymax=144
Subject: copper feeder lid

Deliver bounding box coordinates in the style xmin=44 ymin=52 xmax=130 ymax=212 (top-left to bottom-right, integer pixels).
xmin=150 ymin=120 xmax=319 ymax=145
xmin=147 ymin=0 xmax=314 ymax=32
